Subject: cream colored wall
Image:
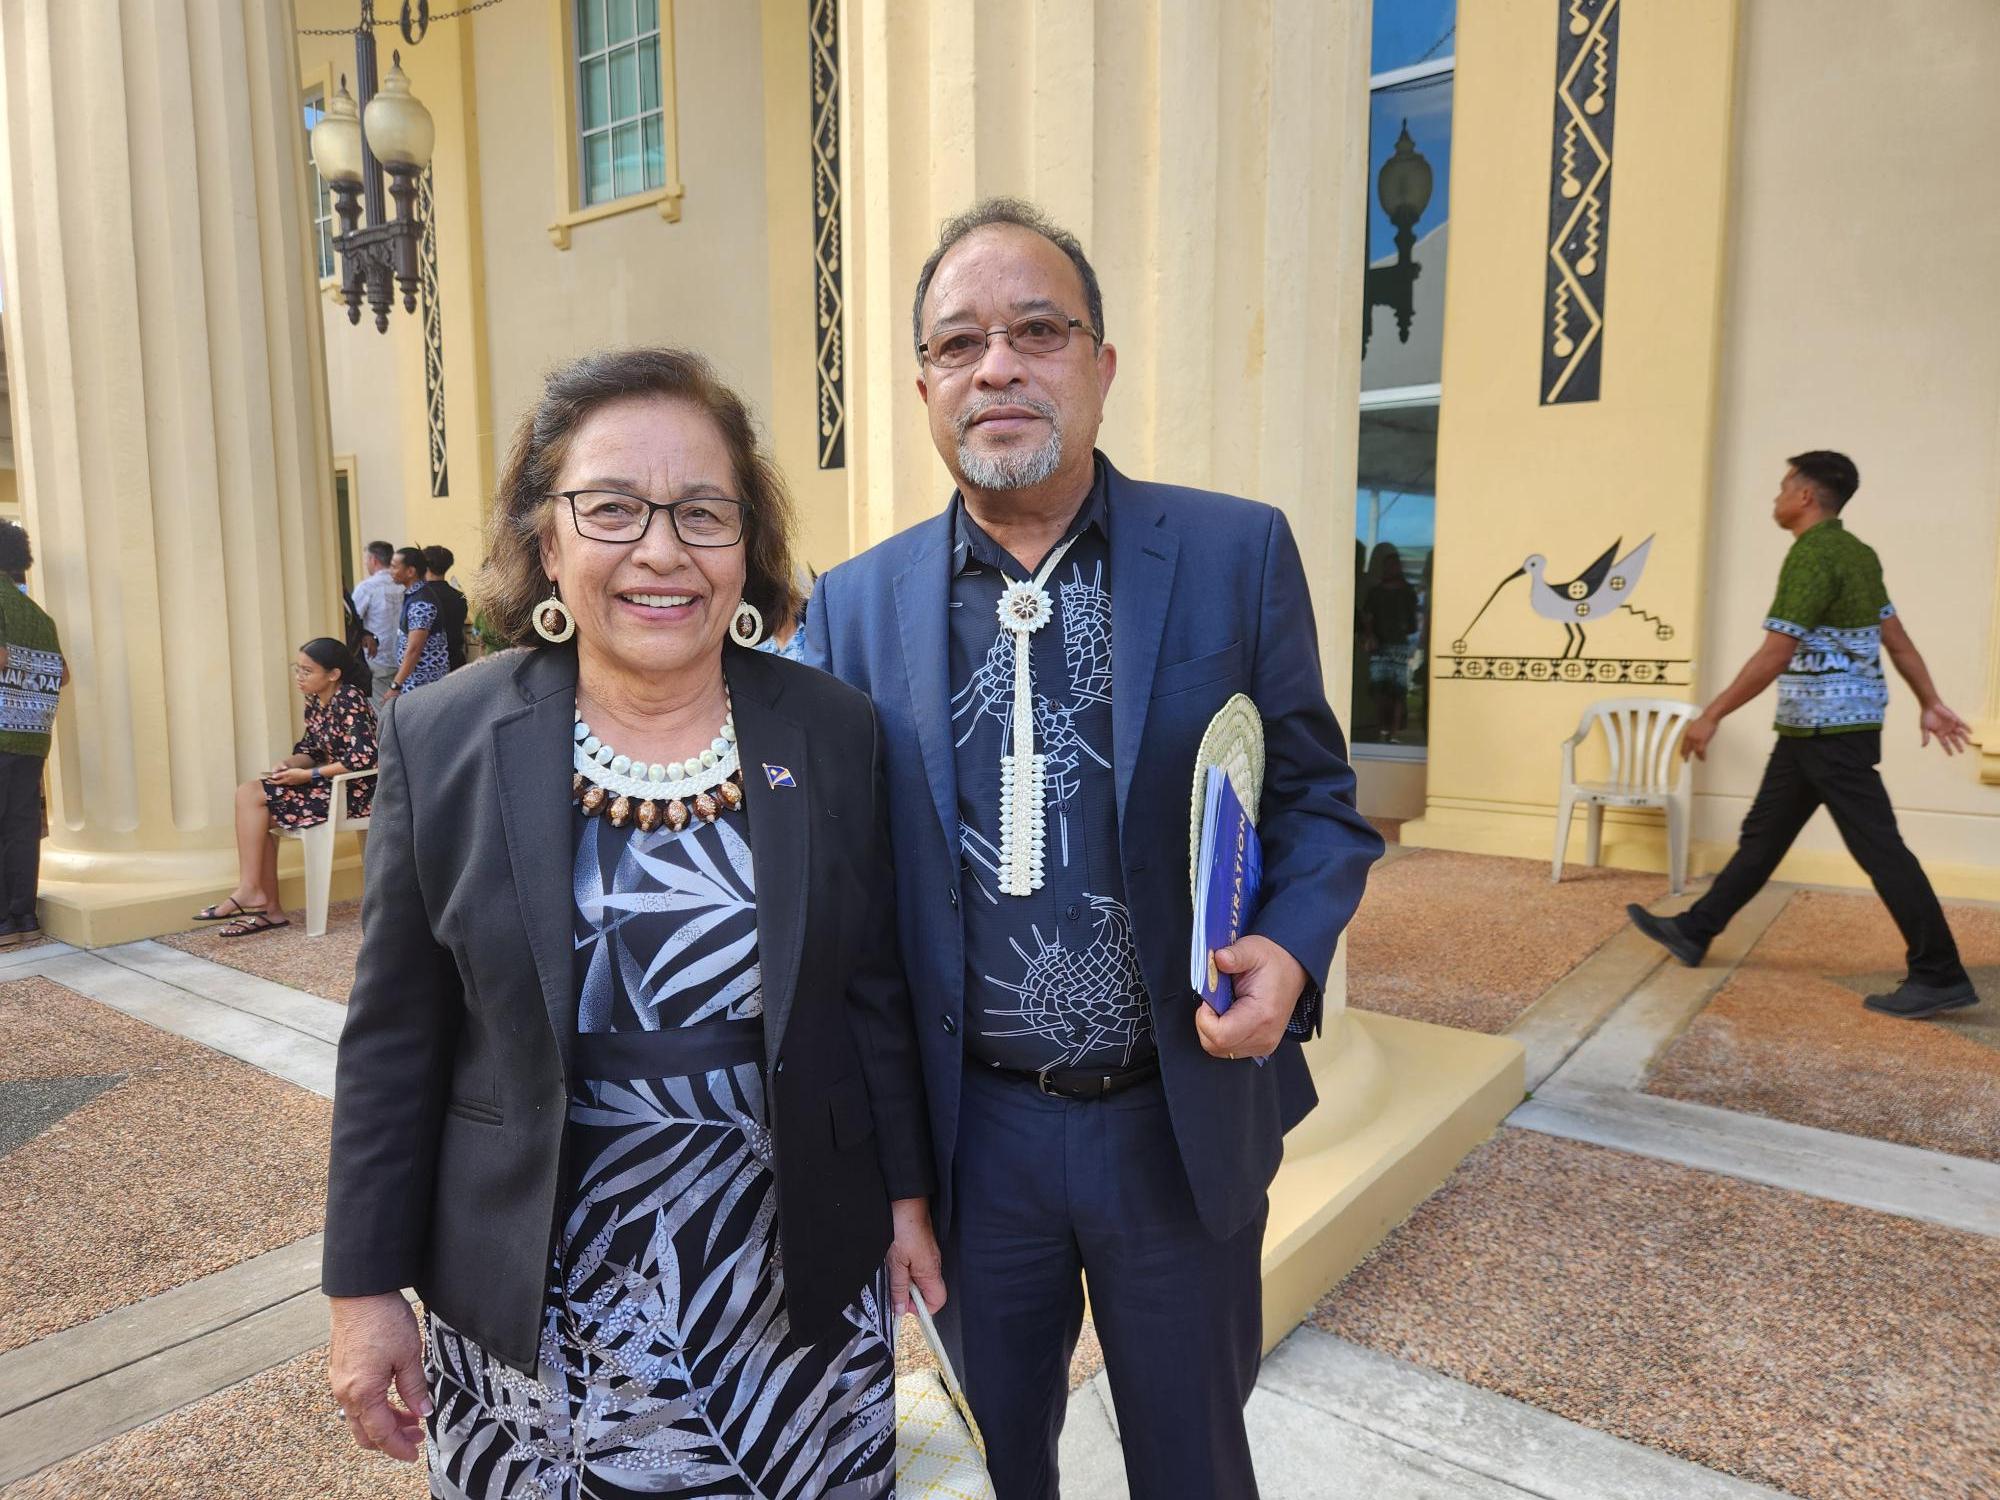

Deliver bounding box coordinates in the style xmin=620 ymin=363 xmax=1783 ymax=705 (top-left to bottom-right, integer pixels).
xmin=470 ymin=1 xmax=777 ymax=517
xmin=1700 ymin=0 xmax=2000 ymax=892
xmin=319 ymin=296 xmax=413 ymax=556
xmin=759 ymin=0 xmax=849 ymax=575
xmin=1404 ymin=0 xmax=1742 ymax=869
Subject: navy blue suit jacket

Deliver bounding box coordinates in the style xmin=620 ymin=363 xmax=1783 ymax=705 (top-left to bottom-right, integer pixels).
xmin=805 ymin=456 xmax=1382 ymax=1241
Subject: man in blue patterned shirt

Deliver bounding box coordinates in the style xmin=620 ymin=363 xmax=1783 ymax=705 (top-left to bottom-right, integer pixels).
xmin=1628 ymin=451 xmax=1976 ymax=1019
xmin=808 ymin=199 xmax=1381 ymax=1498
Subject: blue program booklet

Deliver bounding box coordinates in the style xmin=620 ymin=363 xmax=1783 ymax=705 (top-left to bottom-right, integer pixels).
xmin=1190 ymin=765 xmax=1263 ymax=1018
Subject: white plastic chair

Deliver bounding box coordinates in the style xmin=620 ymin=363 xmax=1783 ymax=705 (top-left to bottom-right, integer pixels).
xmin=281 ymin=768 xmax=376 ymax=937
xmin=1553 ymin=698 xmax=1696 ymax=895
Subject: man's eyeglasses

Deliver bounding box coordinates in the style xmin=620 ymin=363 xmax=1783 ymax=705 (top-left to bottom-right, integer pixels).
xmin=555 ymin=491 xmax=748 ymax=548
xmin=918 ymin=315 xmax=1100 ymax=370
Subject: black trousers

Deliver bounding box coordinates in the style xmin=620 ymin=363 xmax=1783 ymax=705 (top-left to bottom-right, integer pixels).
xmin=0 ymin=751 xmax=44 ymax=919
xmin=1680 ymin=731 xmax=1966 ymax=986
xmin=937 ymin=1062 xmax=1265 ymax=1500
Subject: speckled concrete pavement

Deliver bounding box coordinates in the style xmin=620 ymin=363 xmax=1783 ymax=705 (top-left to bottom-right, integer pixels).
xmin=1648 ymin=889 xmax=2000 ymax=1160
xmin=1314 ymin=1128 xmax=2000 ymax=1500
xmin=13 ymin=856 xmax=2000 ymax=1498
xmin=0 ymin=976 xmax=331 ymax=1354
xmin=0 ymin=1347 xmax=426 ymax=1500
xmin=160 ymin=899 xmax=364 ymax=1005
xmin=1347 ymin=849 xmax=1668 ymax=1033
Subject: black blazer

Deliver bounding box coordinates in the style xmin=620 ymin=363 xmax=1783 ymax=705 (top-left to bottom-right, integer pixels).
xmin=323 ymin=643 xmax=935 ymax=1373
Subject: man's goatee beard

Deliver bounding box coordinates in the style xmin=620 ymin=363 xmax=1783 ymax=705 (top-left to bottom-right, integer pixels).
xmin=957 ymin=427 xmax=1064 ymax=491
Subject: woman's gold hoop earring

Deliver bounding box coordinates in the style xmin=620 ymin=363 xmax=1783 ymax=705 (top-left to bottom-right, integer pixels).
xmin=730 ymin=599 xmax=765 ymax=648
xmin=533 ymin=586 xmax=577 ymax=644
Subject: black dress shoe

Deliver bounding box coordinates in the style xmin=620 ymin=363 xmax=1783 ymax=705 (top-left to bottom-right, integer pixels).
xmin=1626 ymin=904 xmax=1707 ymax=967
xmin=1863 ymin=979 xmax=1980 ymax=1020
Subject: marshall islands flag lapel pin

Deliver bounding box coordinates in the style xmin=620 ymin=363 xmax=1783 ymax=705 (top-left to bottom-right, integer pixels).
xmin=763 ymin=763 xmax=797 ymax=790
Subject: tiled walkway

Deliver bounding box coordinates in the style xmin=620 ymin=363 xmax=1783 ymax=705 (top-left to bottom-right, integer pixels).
xmin=5 ymin=867 xmax=1998 ymax=1496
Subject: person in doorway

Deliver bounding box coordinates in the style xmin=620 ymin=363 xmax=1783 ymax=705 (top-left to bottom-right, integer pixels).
xmin=422 ymin=543 xmax=470 ymax=670
xmin=350 ymin=540 xmax=403 ymax=715
xmin=1627 ymin=451 xmax=1978 ymax=1019
xmin=805 ymin=197 xmax=1381 ymax=1498
xmin=191 ymin=638 xmax=377 ymax=936
xmin=384 ymin=545 xmax=448 ymax=702
xmin=1360 ymin=542 xmax=1420 ymax=742
xmin=0 ymin=521 xmax=65 ymax=948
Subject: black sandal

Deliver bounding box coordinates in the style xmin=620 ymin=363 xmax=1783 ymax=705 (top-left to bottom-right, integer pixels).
xmin=194 ymin=897 xmax=266 ymax=922
xmin=219 ymin=912 xmax=291 ymax=938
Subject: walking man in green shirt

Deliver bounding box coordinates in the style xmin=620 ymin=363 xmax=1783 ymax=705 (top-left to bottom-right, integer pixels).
xmin=1627 ymin=451 xmax=1977 ymax=1019
xmin=0 ymin=520 xmax=65 ymax=947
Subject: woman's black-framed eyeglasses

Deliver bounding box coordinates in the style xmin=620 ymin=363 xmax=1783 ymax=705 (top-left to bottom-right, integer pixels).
xmin=554 ymin=491 xmax=749 ymax=548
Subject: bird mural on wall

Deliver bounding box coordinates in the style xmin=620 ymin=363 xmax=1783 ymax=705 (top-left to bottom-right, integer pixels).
xmin=1453 ymin=536 xmax=1662 ymax=659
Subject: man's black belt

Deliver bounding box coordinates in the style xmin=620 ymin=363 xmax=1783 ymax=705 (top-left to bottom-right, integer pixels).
xmin=992 ymin=1055 xmax=1161 ymax=1101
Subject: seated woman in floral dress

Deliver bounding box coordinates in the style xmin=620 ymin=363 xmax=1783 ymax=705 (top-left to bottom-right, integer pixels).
xmin=192 ymin=637 xmax=377 ymax=936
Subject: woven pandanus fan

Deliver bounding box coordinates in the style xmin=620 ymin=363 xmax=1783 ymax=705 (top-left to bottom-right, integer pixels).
xmin=1188 ymin=693 xmax=1265 ymax=897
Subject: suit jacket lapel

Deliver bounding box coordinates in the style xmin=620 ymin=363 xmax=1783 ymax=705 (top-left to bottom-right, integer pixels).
xmin=493 ymin=647 xmax=581 ymax=1081
xmin=892 ymin=513 xmax=960 ymax=854
xmin=1109 ymin=468 xmax=1179 ymax=825
xmin=726 ymin=649 xmax=810 ymax=1069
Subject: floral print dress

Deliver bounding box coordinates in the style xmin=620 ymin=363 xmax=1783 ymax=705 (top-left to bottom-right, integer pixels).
xmin=421 ymin=804 xmax=896 ymax=1500
xmin=260 ymin=683 xmax=377 ymax=828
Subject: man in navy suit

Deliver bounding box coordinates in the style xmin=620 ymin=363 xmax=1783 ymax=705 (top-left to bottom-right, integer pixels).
xmin=806 ymin=198 xmax=1381 ymax=1499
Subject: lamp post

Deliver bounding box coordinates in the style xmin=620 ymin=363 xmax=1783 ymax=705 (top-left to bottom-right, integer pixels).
xmin=1362 ymin=121 xmax=1434 ymax=356
xmin=309 ymin=2 xmax=436 ymax=333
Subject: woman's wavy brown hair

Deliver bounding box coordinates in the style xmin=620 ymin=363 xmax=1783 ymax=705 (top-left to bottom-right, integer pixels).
xmin=476 ymin=347 xmax=804 ymax=647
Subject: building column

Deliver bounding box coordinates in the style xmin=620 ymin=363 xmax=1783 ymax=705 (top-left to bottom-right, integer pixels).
xmin=0 ymin=0 xmax=341 ymax=944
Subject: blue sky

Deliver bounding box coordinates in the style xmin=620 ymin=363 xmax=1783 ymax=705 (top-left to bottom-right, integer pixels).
xmin=1371 ymin=0 xmax=1456 ymax=76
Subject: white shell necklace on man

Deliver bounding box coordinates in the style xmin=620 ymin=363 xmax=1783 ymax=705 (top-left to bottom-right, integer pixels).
xmin=572 ymin=699 xmax=743 ymax=833
xmin=992 ymin=530 xmax=1083 ymax=896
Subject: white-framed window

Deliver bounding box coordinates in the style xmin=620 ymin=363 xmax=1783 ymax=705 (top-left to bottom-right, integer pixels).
xmin=302 ymin=90 xmax=336 ymax=281
xmin=575 ymin=0 xmax=668 ymax=206
xmin=1352 ymin=1 xmax=1454 ymax=756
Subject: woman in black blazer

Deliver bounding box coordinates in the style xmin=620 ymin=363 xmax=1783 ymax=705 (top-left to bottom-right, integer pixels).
xmin=323 ymin=348 xmax=941 ymax=1499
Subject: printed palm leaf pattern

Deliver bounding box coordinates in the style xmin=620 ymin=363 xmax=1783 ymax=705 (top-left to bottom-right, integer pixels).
xmin=425 ymin=813 xmax=893 ymax=1498
xmin=575 ymin=816 xmax=764 ymax=1031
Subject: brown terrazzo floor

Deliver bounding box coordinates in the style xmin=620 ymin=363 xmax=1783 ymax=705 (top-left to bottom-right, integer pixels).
xmin=1314 ymin=1128 xmax=2000 ymax=1500
xmin=160 ymin=899 xmax=364 ymax=1004
xmin=0 ymin=976 xmax=332 ymax=1352
xmin=1346 ymin=849 xmax=1668 ymax=1033
xmin=0 ymin=1346 xmax=427 ymax=1500
xmin=1647 ymin=890 xmax=2000 ymax=1161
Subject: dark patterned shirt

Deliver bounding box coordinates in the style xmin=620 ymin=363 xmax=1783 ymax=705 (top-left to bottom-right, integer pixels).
xmin=1763 ymin=518 xmax=1895 ymax=736
xmin=949 ymin=468 xmax=1154 ymax=1073
xmin=396 ymin=583 xmax=452 ymax=693
xmin=0 ymin=584 xmax=61 ymax=758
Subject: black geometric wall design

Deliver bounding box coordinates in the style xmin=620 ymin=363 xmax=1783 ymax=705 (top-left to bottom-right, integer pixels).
xmin=809 ymin=0 xmax=845 ymax=469
xmin=420 ymin=165 xmax=449 ymax=498
xmin=1541 ymin=0 xmax=1619 ymax=405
